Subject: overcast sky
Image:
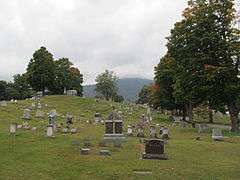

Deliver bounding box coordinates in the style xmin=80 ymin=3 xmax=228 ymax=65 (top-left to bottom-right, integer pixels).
xmin=0 ymin=0 xmax=211 ymax=84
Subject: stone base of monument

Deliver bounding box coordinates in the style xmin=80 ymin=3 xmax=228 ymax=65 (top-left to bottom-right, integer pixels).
xmin=142 ymin=153 xmax=168 ymax=160
xmin=103 ymin=134 xmax=126 ymax=142
xmin=99 ymin=150 xmax=110 ymax=156
xmin=81 ymin=148 xmax=90 ymax=155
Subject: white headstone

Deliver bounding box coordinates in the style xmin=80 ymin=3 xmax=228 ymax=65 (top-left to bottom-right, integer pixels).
xmin=46 ymin=125 xmax=54 ymax=137
xmin=10 ymin=123 xmax=17 ymax=134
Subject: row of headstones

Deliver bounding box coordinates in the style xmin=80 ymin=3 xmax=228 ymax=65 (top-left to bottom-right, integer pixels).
xmin=127 ymin=125 xmax=170 ymax=139
xmin=171 ymin=116 xmax=224 ymax=141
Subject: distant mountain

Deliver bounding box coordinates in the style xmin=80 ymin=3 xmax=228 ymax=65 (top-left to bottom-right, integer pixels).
xmin=83 ymin=78 xmax=153 ymax=101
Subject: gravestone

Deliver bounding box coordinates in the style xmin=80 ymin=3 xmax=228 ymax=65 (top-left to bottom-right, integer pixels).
xmin=99 ymin=150 xmax=110 ymax=156
xmin=142 ymin=139 xmax=167 ymax=160
xmin=180 ymin=121 xmax=188 ymax=128
xmin=212 ymin=129 xmax=224 ymax=141
xmin=62 ymin=128 xmax=69 ymax=133
xmin=137 ymin=127 xmax=144 ymax=137
xmin=81 ymin=148 xmax=90 ymax=155
xmin=35 ymin=109 xmax=44 ymax=118
xmin=159 ymin=126 xmax=165 ymax=135
xmin=127 ymin=125 xmax=133 ymax=136
xmin=46 ymin=125 xmax=55 ymax=137
xmin=66 ymin=113 xmax=73 ymax=128
xmin=9 ymin=123 xmax=17 ymax=135
xmin=37 ymin=102 xmax=42 ymax=109
xmin=198 ymin=124 xmax=209 ymax=133
xmin=48 ymin=110 xmax=56 ymax=125
xmin=103 ymin=111 xmax=125 ymax=142
xmin=94 ymin=113 xmax=101 ymax=123
xmin=70 ymin=128 xmax=78 ymax=134
xmin=0 ymin=101 xmax=7 ymax=107
xmin=161 ymin=128 xmax=169 ymax=140
xmin=149 ymin=126 xmax=157 ymax=138
xmin=22 ymin=109 xmax=31 ymax=120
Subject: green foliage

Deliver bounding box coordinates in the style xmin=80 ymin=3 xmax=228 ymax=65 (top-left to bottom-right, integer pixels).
xmin=95 ymin=70 xmax=119 ymax=101
xmin=137 ymin=85 xmax=151 ymax=104
xmin=154 ymin=0 xmax=240 ymax=130
xmin=53 ymin=58 xmax=73 ymax=94
xmin=69 ymin=67 xmax=83 ymax=96
xmin=26 ymin=46 xmax=55 ymax=93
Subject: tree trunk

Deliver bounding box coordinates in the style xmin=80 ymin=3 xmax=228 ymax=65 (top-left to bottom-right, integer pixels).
xmin=188 ymin=101 xmax=193 ymax=123
xmin=226 ymin=96 xmax=240 ymax=132
xmin=182 ymin=105 xmax=187 ymax=121
xmin=208 ymin=105 xmax=213 ymax=123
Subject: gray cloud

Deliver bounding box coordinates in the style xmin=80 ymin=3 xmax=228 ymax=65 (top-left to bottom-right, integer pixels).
xmin=0 ymin=0 xmax=188 ymax=84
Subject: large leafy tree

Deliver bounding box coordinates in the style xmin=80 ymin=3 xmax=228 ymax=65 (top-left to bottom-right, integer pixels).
xmin=0 ymin=81 xmax=7 ymax=100
xmin=26 ymin=46 xmax=55 ymax=94
xmin=167 ymin=0 xmax=240 ymax=131
xmin=69 ymin=67 xmax=83 ymax=96
xmin=12 ymin=74 xmax=32 ymax=99
xmin=53 ymin=58 xmax=73 ymax=94
xmin=95 ymin=70 xmax=119 ymax=101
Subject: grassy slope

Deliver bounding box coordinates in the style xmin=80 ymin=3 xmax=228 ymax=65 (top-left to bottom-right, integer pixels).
xmin=0 ymin=96 xmax=240 ymax=180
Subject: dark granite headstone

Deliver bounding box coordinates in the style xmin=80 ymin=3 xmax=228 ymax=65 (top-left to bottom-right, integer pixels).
xmin=145 ymin=140 xmax=164 ymax=154
xmin=105 ymin=121 xmax=114 ymax=134
xmin=115 ymin=122 xmax=123 ymax=134
xmin=142 ymin=139 xmax=167 ymax=160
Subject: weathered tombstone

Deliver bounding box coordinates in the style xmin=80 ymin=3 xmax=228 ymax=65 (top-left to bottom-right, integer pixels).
xmin=31 ymin=127 xmax=37 ymax=131
xmin=37 ymin=102 xmax=42 ymax=109
xmin=70 ymin=128 xmax=78 ymax=134
xmin=66 ymin=113 xmax=73 ymax=128
xmin=48 ymin=110 xmax=56 ymax=125
xmin=137 ymin=127 xmax=144 ymax=137
xmin=198 ymin=124 xmax=209 ymax=133
xmin=142 ymin=139 xmax=167 ymax=160
xmin=159 ymin=126 xmax=165 ymax=135
xmin=62 ymin=128 xmax=69 ymax=133
xmin=35 ymin=109 xmax=44 ymax=118
xmin=99 ymin=150 xmax=110 ymax=156
xmin=127 ymin=125 xmax=133 ymax=136
xmin=180 ymin=121 xmax=188 ymax=128
xmin=94 ymin=113 xmax=101 ymax=123
xmin=0 ymin=101 xmax=7 ymax=107
xmin=212 ymin=129 xmax=224 ymax=141
xmin=161 ymin=128 xmax=169 ymax=140
xmin=22 ymin=109 xmax=31 ymax=120
xmin=17 ymin=124 xmax=23 ymax=129
xmin=103 ymin=111 xmax=125 ymax=142
xmin=149 ymin=126 xmax=157 ymax=138
xmin=46 ymin=125 xmax=55 ymax=137
xmin=81 ymin=148 xmax=90 ymax=155
xmin=9 ymin=123 xmax=17 ymax=135
xmin=66 ymin=90 xmax=77 ymax=96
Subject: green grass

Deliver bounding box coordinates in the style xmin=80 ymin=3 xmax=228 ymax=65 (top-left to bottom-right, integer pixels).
xmin=0 ymin=96 xmax=240 ymax=180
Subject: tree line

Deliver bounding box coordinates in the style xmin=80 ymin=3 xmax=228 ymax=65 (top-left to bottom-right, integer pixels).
xmin=0 ymin=46 xmax=83 ymax=100
xmin=138 ymin=0 xmax=240 ymax=132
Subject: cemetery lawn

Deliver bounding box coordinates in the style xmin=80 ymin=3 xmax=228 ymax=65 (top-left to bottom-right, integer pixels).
xmin=0 ymin=96 xmax=240 ymax=180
